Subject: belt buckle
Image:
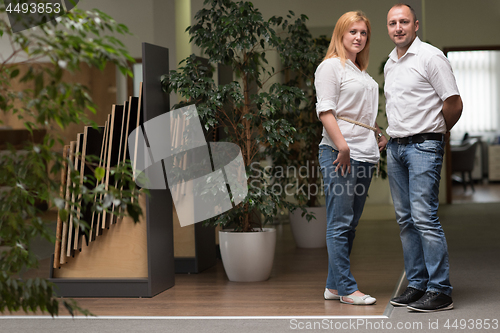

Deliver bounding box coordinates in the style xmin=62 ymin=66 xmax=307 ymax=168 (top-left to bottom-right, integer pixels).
xmin=413 ymin=135 xmax=425 ymax=144
xmin=394 ymin=137 xmax=408 ymax=145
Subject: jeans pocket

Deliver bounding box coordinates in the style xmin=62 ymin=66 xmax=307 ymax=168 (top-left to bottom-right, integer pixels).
xmin=415 ymin=140 xmax=444 ymax=154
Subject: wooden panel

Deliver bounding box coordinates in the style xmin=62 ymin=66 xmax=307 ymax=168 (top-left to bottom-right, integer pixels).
xmin=102 ymin=105 xmax=124 ymax=228
xmin=53 ymin=193 xmax=148 ymax=278
xmin=129 ymin=83 xmax=144 ymax=179
xmin=110 ymin=100 xmax=129 ymax=224
xmin=90 ymin=116 xmax=111 ymax=241
xmin=67 ymin=133 xmax=83 ymax=257
xmin=124 ymin=96 xmax=139 ymax=163
xmin=0 ymin=129 xmax=46 ymax=149
xmin=59 ymin=141 xmax=76 ymax=264
xmin=489 ymin=146 xmax=500 ymax=181
xmin=0 ymin=63 xmax=115 ymax=151
xmin=74 ymin=130 xmax=88 ymax=251
xmin=79 ymin=126 xmax=104 ymax=246
xmin=173 ymin=204 xmax=196 ymax=257
xmin=53 ymin=145 xmax=69 ymax=269
xmin=59 ymin=63 xmax=115 ymax=147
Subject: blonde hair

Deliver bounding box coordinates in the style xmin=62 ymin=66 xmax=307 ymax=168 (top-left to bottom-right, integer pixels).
xmin=323 ymin=11 xmax=371 ymax=71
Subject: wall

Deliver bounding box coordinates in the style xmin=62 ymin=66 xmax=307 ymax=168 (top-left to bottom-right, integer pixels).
xmin=77 ymin=0 xmax=177 ymax=106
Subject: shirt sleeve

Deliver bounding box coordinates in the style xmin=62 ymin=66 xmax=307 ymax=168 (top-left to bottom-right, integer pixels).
xmin=314 ymin=59 xmax=342 ymax=119
xmin=426 ymin=53 xmax=460 ymax=101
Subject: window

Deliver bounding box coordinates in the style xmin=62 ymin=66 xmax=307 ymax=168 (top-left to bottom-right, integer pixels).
xmin=447 ymin=50 xmax=500 ymax=137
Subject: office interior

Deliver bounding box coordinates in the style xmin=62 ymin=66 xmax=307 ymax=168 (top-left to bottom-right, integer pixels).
xmin=1 ymin=0 xmax=499 ymax=331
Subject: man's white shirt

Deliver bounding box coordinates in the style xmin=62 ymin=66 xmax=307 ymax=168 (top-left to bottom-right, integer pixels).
xmin=384 ymin=37 xmax=460 ymax=138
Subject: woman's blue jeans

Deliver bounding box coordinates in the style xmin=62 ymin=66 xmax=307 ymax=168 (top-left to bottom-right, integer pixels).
xmin=318 ymin=145 xmax=375 ymax=295
xmin=386 ymin=138 xmax=452 ymax=296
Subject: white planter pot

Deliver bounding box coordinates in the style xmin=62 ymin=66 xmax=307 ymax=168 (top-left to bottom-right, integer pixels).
xmin=219 ymin=228 xmax=276 ymax=282
xmin=289 ymin=206 xmax=327 ymax=248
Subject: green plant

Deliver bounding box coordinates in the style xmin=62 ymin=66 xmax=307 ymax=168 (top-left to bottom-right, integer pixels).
xmin=165 ymin=0 xmax=311 ymax=232
xmin=277 ymin=31 xmax=330 ymax=210
xmin=0 ymin=6 xmax=141 ymax=316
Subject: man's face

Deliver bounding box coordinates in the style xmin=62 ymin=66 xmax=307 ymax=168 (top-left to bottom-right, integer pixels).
xmin=387 ymin=6 xmax=419 ymax=53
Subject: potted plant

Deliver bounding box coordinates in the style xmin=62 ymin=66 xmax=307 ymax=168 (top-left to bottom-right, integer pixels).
xmin=164 ymin=0 xmax=311 ymax=281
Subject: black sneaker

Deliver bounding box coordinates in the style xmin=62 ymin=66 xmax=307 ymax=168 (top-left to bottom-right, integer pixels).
xmin=390 ymin=287 xmax=425 ymax=306
xmin=407 ymin=291 xmax=453 ymax=312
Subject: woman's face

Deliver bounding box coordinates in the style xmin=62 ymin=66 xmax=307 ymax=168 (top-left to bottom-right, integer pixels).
xmin=342 ymin=20 xmax=368 ymax=62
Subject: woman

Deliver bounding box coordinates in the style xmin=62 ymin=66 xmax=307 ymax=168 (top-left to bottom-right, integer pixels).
xmin=315 ymin=11 xmax=388 ymax=305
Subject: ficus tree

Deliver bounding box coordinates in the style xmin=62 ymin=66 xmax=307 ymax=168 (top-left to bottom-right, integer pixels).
xmin=0 ymin=5 xmax=142 ymax=315
xmin=165 ymin=0 xmax=316 ymax=232
xmin=277 ymin=24 xmax=330 ymax=209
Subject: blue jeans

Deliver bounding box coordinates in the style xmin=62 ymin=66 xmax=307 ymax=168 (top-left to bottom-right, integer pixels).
xmin=318 ymin=145 xmax=375 ymax=296
xmin=387 ymin=138 xmax=452 ymax=296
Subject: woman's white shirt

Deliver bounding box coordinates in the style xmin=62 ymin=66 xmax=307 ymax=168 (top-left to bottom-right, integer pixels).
xmin=315 ymin=57 xmax=380 ymax=164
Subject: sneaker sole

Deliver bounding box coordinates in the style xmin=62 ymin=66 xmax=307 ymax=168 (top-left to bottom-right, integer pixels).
xmin=407 ymin=303 xmax=454 ymax=312
xmin=390 ymin=300 xmax=410 ymax=307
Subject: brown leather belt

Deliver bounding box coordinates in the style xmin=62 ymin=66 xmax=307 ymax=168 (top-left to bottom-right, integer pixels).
xmin=391 ymin=133 xmax=444 ymax=145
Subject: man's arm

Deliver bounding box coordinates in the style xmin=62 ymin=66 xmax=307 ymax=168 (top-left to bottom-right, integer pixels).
xmin=442 ymin=95 xmax=463 ymax=131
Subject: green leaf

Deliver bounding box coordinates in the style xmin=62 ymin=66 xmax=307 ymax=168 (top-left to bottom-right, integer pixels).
xmin=58 ymin=209 xmax=68 ymax=222
xmin=10 ymin=69 xmax=20 ymax=79
xmin=94 ymin=167 xmax=105 ymax=181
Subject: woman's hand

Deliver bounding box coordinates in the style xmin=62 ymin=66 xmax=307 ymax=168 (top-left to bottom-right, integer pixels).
xmin=378 ymin=135 xmax=388 ymax=152
xmin=334 ymin=146 xmax=351 ymax=176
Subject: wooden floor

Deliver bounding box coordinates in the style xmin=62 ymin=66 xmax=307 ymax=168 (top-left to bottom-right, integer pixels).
xmin=452 ymin=182 xmax=500 ymax=203
xmin=10 ymin=207 xmax=404 ymax=317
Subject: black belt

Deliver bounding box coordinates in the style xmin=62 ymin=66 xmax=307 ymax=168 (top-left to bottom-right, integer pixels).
xmin=391 ymin=133 xmax=444 ymax=145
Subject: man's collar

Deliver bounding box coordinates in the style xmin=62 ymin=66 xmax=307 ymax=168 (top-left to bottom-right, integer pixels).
xmin=389 ymin=36 xmax=422 ymax=61
xmin=406 ymin=36 xmax=421 ymax=55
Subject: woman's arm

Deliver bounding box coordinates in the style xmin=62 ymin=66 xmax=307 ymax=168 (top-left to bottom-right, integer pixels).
xmin=319 ymin=111 xmax=351 ymax=175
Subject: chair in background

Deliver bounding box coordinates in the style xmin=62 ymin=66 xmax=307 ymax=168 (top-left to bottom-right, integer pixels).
xmin=451 ymin=138 xmax=479 ymax=192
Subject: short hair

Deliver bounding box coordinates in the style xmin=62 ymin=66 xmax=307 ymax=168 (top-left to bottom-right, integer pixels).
xmin=323 ymin=11 xmax=371 ymax=71
xmin=391 ymin=3 xmax=418 ymax=22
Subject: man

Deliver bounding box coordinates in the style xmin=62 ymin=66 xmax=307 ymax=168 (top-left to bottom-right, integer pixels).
xmin=384 ymin=4 xmax=463 ymax=312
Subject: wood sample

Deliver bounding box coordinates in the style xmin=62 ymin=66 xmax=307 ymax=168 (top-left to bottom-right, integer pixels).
xmin=110 ymin=100 xmax=129 ymax=225
xmin=91 ymin=115 xmax=111 ymax=240
xmin=67 ymin=133 xmax=83 ymax=256
xmin=60 ymin=141 xmax=76 ymax=264
xmin=53 ymin=145 xmax=69 ymax=269
xmin=130 ymin=83 xmax=144 ymax=183
xmin=78 ymin=126 xmax=104 ymax=246
xmin=102 ymin=105 xmax=124 ymax=229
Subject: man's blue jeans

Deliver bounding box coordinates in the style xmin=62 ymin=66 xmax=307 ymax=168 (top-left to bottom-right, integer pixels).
xmin=387 ymin=138 xmax=453 ymax=296
xmin=319 ymin=145 xmax=375 ymax=296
